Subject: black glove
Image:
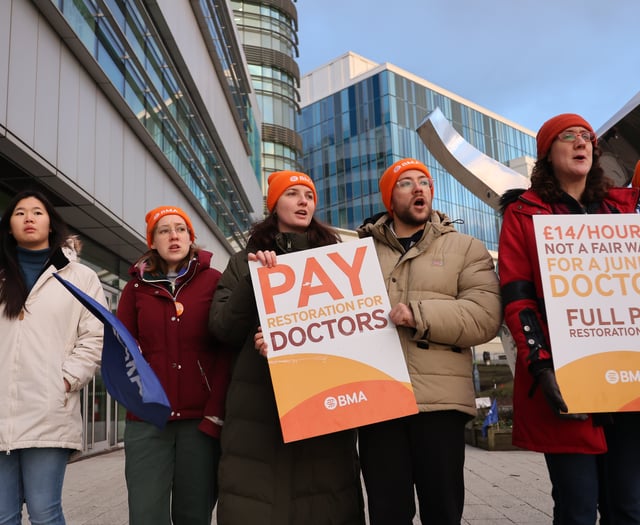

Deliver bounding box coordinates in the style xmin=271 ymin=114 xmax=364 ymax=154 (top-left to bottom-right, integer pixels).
xmin=536 ymin=368 xmax=588 ymax=421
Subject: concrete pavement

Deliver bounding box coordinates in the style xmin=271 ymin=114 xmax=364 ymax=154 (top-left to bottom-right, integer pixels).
xmin=24 ymin=445 xmax=553 ymax=524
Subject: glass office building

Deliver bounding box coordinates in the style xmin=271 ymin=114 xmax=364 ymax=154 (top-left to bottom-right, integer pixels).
xmin=298 ymin=53 xmax=537 ymax=251
xmin=232 ymin=0 xmax=303 ymax=185
xmin=1 ymin=0 xmax=262 ymax=453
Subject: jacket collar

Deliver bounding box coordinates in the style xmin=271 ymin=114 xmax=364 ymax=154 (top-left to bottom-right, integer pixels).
xmin=357 ymin=210 xmax=457 ymax=253
xmin=130 ymin=249 xmax=212 ymax=283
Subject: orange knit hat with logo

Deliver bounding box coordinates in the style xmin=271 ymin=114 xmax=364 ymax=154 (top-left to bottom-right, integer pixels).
xmin=536 ymin=113 xmax=597 ymax=159
xmin=266 ymin=171 xmax=317 ymax=213
xmin=379 ymin=158 xmax=433 ymax=215
xmin=145 ymin=205 xmax=195 ymax=248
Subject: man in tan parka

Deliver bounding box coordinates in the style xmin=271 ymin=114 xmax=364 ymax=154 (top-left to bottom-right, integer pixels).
xmin=356 ymin=158 xmax=501 ymax=525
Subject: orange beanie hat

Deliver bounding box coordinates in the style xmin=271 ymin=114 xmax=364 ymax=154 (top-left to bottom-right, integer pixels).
xmin=632 ymin=160 xmax=640 ymax=189
xmin=266 ymin=171 xmax=317 ymax=212
xmin=536 ymin=113 xmax=596 ymax=159
xmin=379 ymin=158 xmax=433 ymax=215
xmin=145 ymin=205 xmax=195 ymax=248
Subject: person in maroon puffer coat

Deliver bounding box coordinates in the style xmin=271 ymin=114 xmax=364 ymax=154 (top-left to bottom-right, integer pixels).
xmin=117 ymin=205 xmax=230 ymax=525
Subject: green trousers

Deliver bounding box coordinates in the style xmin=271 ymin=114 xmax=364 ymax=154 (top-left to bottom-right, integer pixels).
xmin=124 ymin=419 xmax=220 ymax=525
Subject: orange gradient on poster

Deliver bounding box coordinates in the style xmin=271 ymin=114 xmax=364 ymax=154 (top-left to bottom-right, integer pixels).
xmin=556 ymin=350 xmax=640 ymax=413
xmin=269 ymin=353 xmax=417 ymax=442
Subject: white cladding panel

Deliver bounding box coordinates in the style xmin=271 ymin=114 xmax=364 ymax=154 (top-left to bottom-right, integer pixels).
xmin=0 ymin=0 xmax=243 ymax=266
xmin=0 ymin=1 xmax=10 ymax=127
xmin=6 ymin=0 xmax=38 ymax=146
xmin=76 ymin=71 xmax=98 ymax=193
xmin=34 ymin=12 xmax=61 ymax=165
xmin=58 ymin=48 xmax=82 ymax=183
xmin=122 ymin=128 xmax=148 ymax=228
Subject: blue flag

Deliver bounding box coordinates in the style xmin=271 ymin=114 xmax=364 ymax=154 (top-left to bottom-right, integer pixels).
xmin=54 ymin=274 xmax=171 ymax=429
xmin=481 ymin=398 xmax=499 ymax=437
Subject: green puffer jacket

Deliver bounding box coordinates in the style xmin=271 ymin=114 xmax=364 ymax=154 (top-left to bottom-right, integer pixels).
xmin=357 ymin=211 xmax=502 ymax=417
xmin=209 ymin=232 xmax=365 ymax=525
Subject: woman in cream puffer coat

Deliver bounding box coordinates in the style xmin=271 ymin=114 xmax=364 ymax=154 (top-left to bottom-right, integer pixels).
xmin=0 ymin=190 xmax=105 ymax=524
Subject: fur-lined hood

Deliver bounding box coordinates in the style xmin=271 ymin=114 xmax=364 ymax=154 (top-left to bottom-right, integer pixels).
xmin=498 ymin=188 xmax=527 ymax=215
xmin=60 ymin=236 xmax=81 ymax=262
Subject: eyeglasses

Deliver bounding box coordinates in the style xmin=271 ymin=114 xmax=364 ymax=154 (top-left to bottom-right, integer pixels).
xmin=395 ymin=178 xmax=433 ymax=192
xmin=156 ymin=225 xmax=189 ymax=236
xmin=556 ymin=130 xmax=595 ymax=143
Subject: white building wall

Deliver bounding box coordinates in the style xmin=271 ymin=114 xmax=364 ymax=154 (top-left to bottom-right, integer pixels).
xmin=0 ymin=0 xmax=259 ymax=268
xmin=0 ymin=1 xmax=8 ymax=128
xmin=300 ymin=52 xmax=380 ymax=107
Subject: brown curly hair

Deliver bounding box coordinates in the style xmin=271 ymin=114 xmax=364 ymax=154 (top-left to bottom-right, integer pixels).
xmin=530 ymin=147 xmax=613 ymax=204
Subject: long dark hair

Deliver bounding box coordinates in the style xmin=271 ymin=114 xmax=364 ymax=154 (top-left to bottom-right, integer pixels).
xmin=0 ymin=189 xmax=70 ymax=319
xmin=530 ymin=147 xmax=612 ymax=203
xmin=247 ymin=212 xmax=341 ymax=251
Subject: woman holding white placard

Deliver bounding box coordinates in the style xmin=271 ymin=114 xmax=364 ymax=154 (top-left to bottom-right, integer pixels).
xmin=209 ymin=171 xmax=364 ymax=525
xmin=499 ymin=113 xmax=640 ymax=524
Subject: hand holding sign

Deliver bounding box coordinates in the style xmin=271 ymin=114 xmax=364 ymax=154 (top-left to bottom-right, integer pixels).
xmin=254 ymin=326 xmax=268 ymax=357
xmin=534 ymin=214 xmax=640 ymax=413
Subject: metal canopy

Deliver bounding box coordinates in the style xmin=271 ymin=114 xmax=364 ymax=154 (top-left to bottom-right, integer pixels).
xmin=597 ymin=91 xmax=640 ymax=188
xmin=417 ymin=108 xmax=529 ymax=211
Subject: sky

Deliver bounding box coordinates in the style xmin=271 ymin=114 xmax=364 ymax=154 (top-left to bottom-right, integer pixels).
xmin=295 ymin=1 xmax=640 ymax=134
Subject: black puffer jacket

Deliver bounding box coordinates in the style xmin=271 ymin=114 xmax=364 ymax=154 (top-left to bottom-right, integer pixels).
xmin=209 ymin=233 xmax=365 ymax=525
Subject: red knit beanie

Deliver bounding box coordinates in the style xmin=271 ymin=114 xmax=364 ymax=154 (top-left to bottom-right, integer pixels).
xmin=536 ymin=113 xmax=596 ymax=159
xmin=379 ymin=158 xmax=433 ymax=215
xmin=145 ymin=206 xmax=195 ymax=248
xmin=266 ymin=171 xmax=317 ymax=213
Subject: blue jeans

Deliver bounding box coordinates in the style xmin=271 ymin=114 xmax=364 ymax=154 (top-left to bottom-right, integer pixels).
xmin=544 ymin=452 xmax=600 ymax=525
xmin=0 ymin=448 xmax=71 ymax=525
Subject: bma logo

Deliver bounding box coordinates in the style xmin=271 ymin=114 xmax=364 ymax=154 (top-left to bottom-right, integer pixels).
xmin=605 ymin=370 xmax=640 ymax=385
xmin=323 ymin=391 xmax=368 ymax=410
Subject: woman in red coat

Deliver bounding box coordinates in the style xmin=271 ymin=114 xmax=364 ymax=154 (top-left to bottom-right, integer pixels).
xmin=117 ymin=206 xmax=230 ymax=525
xmin=499 ymin=114 xmax=640 ymax=524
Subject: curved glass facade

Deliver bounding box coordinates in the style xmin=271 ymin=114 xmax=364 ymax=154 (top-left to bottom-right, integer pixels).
xmin=298 ymin=69 xmax=536 ymax=251
xmin=232 ymin=2 xmax=297 ymax=55
xmin=53 ymin=0 xmax=260 ymax=247
xmin=248 ymin=64 xmax=298 ymax=131
xmin=232 ymin=0 xmax=302 ymax=181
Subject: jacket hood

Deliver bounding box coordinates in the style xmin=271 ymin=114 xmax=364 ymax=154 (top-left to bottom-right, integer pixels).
xmin=499 ymin=188 xmax=527 ymax=215
xmin=48 ymin=237 xmax=78 ymax=270
xmin=56 ymin=236 xmax=80 ymax=263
